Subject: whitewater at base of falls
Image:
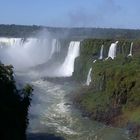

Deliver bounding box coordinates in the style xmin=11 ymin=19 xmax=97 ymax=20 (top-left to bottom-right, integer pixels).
xmin=106 ymin=41 xmax=118 ymax=60
xmin=128 ymin=42 xmax=133 ymax=57
xmin=99 ymin=45 xmax=104 ymax=60
xmin=86 ymin=67 xmax=92 ymax=86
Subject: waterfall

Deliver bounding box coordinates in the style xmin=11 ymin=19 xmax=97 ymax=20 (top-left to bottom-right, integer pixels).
xmin=106 ymin=41 xmax=118 ymax=59
xmin=86 ymin=67 xmax=92 ymax=86
xmin=99 ymin=45 xmax=104 ymax=60
xmin=93 ymin=60 xmax=96 ymax=63
xmin=0 ymin=38 xmax=24 ymax=48
xmin=0 ymin=38 xmax=80 ymax=77
xmin=0 ymin=37 xmax=60 ymax=70
xmin=128 ymin=42 xmax=133 ymax=57
xmin=48 ymin=39 xmax=61 ymax=60
xmin=57 ymin=41 xmax=80 ymax=77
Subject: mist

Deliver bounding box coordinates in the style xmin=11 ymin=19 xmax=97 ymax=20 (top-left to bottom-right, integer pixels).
xmin=0 ymin=29 xmax=59 ymax=71
xmin=0 ymin=29 xmax=80 ymax=78
xmin=66 ymin=0 xmax=122 ymax=28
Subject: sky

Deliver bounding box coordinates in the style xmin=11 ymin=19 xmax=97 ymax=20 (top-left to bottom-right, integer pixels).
xmin=0 ymin=0 xmax=140 ymax=29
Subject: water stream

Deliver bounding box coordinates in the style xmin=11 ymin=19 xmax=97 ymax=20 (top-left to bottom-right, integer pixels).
xmin=22 ymin=74 xmax=131 ymax=140
xmin=86 ymin=67 xmax=92 ymax=86
xmin=99 ymin=45 xmax=104 ymax=60
xmin=106 ymin=41 xmax=118 ymax=60
xmin=128 ymin=42 xmax=133 ymax=57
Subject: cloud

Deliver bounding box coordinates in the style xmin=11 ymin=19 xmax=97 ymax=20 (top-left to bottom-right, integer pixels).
xmin=67 ymin=8 xmax=100 ymax=27
xmin=66 ymin=0 xmax=122 ymax=27
xmin=101 ymin=0 xmax=121 ymax=14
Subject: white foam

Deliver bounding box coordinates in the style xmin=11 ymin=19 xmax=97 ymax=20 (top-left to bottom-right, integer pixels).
xmin=128 ymin=42 xmax=133 ymax=57
xmin=0 ymin=37 xmax=60 ymax=70
xmin=99 ymin=45 xmax=104 ymax=60
xmin=86 ymin=67 xmax=92 ymax=86
xmin=106 ymin=41 xmax=118 ymax=59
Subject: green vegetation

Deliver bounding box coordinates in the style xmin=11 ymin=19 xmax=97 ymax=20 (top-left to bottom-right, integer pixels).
xmin=73 ymin=39 xmax=140 ymax=139
xmin=0 ymin=63 xmax=33 ymax=140
xmin=0 ymin=24 xmax=41 ymax=37
xmin=1 ymin=24 xmax=140 ymax=39
xmin=73 ymin=39 xmax=134 ymax=81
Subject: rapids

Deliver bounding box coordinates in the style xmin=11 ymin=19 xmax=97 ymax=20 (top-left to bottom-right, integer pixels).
xmin=14 ymin=72 xmax=131 ymax=140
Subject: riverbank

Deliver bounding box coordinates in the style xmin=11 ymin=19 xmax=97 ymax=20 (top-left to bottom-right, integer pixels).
xmin=72 ymin=39 xmax=140 ymax=139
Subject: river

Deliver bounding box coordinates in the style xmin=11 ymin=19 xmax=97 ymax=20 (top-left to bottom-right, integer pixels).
xmin=15 ymin=72 xmax=133 ymax=140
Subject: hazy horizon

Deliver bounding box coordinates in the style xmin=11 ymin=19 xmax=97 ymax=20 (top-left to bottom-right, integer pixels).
xmin=0 ymin=0 xmax=140 ymax=29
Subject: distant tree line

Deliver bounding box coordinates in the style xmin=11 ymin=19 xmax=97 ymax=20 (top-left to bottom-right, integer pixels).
xmin=0 ymin=24 xmax=140 ymax=39
xmin=0 ymin=24 xmax=41 ymax=37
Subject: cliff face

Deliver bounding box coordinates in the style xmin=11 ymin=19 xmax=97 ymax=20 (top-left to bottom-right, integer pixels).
xmin=0 ymin=63 xmax=33 ymax=140
xmin=73 ymin=39 xmax=140 ymax=81
xmin=73 ymin=39 xmax=140 ymax=139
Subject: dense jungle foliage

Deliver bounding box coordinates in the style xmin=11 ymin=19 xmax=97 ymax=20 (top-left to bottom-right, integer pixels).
xmin=73 ymin=39 xmax=140 ymax=139
xmin=0 ymin=63 xmax=33 ymax=140
xmin=1 ymin=24 xmax=140 ymax=39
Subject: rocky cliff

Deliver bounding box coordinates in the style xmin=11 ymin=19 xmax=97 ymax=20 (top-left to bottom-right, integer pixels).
xmin=73 ymin=39 xmax=140 ymax=139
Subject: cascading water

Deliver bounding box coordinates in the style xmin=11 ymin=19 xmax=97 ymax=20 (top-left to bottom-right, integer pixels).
xmin=99 ymin=45 xmax=104 ymax=60
xmin=48 ymin=39 xmax=61 ymax=60
xmin=106 ymin=41 xmax=118 ymax=59
xmin=128 ymin=42 xmax=133 ymax=57
xmin=0 ymin=37 xmax=60 ymax=70
xmin=0 ymin=37 xmax=24 ymax=48
xmin=56 ymin=41 xmax=80 ymax=77
xmin=86 ymin=67 xmax=92 ymax=86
